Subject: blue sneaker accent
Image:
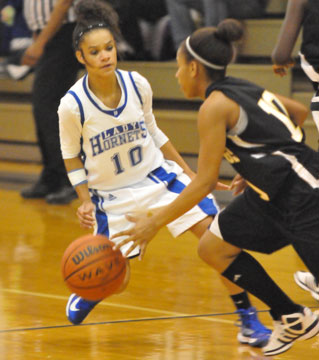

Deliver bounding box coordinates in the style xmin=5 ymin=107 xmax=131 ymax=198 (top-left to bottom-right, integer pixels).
xmin=236 ymin=307 xmax=271 ymax=347
xmin=66 ymin=294 xmax=100 ymax=325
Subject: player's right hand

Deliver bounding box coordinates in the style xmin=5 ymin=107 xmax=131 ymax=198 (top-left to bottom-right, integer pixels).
xmin=272 ymin=62 xmax=294 ymax=77
xmin=111 ymin=213 xmax=159 ymax=258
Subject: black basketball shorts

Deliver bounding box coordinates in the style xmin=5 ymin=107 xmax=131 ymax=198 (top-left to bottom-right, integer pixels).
xmin=209 ymin=183 xmax=319 ymax=255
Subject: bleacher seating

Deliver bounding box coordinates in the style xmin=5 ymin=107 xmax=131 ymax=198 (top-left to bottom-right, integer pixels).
xmin=266 ymin=0 xmax=287 ymax=15
xmin=0 ymin=0 xmax=317 ymax=169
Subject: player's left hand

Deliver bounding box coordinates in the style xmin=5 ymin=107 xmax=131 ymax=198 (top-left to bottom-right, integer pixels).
xmin=111 ymin=213 xmax=159 ymax=258
xmin=215 ymin=181 xmax=230 ymax=191
xmin=230 ymin=174 xmax=247 ymax=195
xmin=77 ymin=200 xmax=95 ymax=229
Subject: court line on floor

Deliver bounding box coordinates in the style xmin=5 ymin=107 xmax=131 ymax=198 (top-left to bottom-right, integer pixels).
xmin=0 ymin=287 xmax=250 ymax=333
xmin=1 ymin=288 xmax=238 ymax=322
xmin=0 ymin=312 xmax=244 ymax=334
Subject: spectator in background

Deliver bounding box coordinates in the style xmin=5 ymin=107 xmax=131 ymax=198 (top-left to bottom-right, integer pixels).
xmin=106 ymin=0 xmax=144 ymax=60
xmin=134 ymin=0 xmax=173 ymax=61
xmin=272 ymin=0 xmax=319 ymax=133
xmin=20 ymin=0 xmax=79 ymax=204
xmin=108 ymin=0 xmax=169 ymax=60
xmin=0 ymin=0 xmax=32 ymax=79
xmin=166 ymin=0 xmax=269 ymax=54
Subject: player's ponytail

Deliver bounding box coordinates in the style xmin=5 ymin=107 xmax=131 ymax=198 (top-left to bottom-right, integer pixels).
xmin=182 ymin=19 xmax=244 ymax=79
xmin=73 ymin=0 xmax=121 ymax=50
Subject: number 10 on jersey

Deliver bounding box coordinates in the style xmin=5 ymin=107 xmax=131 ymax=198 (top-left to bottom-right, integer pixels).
xmin=111 ymin=145 xmax=143 ymax=175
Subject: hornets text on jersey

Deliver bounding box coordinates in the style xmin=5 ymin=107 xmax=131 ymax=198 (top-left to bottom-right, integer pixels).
xmin=59 ymin=70 xmax=168 ymax=190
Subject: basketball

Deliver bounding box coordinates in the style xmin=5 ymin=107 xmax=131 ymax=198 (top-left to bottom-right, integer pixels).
xmin=61 ymin=234 xmax=126 ymax=301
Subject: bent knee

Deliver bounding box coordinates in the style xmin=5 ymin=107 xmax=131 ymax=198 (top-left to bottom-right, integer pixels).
xmin=198 ymin=232 xmax=241 ymax=271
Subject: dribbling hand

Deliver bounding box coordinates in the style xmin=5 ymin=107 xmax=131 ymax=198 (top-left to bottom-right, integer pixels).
xmin=111 ymin=213 xmax=159 ymax=258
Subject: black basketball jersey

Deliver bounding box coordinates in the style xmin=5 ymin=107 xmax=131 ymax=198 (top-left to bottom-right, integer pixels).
xmin=206 ymin=76 xmax=319 ymax=201
xmin=301 ymin=0 xmax=319 ymax=69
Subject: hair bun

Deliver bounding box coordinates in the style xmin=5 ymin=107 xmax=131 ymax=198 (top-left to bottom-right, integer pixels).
xmin=75 ymin=3 xmax=96 ymax=22
xmin=215 ymin=19 xmax=244 ymax=43
xmin=75 ymin=0 xmax=118 ymax=23
xmin=73 ymin=0 xmax=121 ymax=47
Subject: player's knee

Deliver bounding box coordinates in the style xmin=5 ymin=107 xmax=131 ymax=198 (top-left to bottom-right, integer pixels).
xmin=198 ymin=233 xmax=222 ymax=267
xmin=198 ymin=234 xmax=240 ymax=272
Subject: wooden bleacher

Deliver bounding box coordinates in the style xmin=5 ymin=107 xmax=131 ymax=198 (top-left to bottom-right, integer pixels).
xmin=0 ymin=0 xmax=317 ymax=172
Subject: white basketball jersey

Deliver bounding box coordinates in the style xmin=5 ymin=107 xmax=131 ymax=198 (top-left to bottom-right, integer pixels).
xmin=59 ymin=70 xmax=168 ymax=190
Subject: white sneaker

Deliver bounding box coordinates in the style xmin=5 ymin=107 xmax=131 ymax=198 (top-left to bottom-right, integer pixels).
xmin=294 ymin=271 xmax=319 ymax=301
xmin=263 ymin=307 xmax=319 ymax=356
xmin=6 ymin=64 xmax=31 ymax=80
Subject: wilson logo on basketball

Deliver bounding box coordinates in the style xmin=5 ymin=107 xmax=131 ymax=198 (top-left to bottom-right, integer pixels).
xmin=72 ymin=244 xmax=111 ymax=265
xmin=62 ymin=234 xmax=126 ymax=300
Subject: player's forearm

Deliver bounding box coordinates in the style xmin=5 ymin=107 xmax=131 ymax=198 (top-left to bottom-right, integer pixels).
xmin=64 ymin=157 xmax=91 ymax=202
xmin=272 ymin=0 xmax=305 ymax=65
xmin=275 ymin=93 xmax=309 ymax=127
xmin=152 ymin=174 xmax=215 ymax=229
xmin=73 ymin=183 xmax=92 ymax=203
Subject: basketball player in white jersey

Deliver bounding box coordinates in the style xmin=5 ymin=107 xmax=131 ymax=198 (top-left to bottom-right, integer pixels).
xmin=59 ymin=0 xmax=270 ymax=346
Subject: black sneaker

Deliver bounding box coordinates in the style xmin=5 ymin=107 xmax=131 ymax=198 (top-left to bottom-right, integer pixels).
xmin=20 ymin=182 xmax=52 ymax=199
xmin=45 ymin=186 xmax=77 ymax=204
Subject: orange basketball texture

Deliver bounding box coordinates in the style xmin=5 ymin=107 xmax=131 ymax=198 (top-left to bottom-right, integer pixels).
xmin=61 ymin=234 xmax=126 ymax=301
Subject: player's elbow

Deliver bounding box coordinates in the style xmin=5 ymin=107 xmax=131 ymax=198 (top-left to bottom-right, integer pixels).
xmin=300 ymin=107 xmax=309 ymax=126
xmin=294 ymin=104 xmax=309 ymax=127
xmin=196 ymin=175 xmax=217 ymax=195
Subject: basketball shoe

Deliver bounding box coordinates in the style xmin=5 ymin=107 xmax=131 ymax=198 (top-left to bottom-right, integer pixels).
xmin=263 ymin=307 xmax=319 ymax=356
xmin=66 ymin=294 xmax=100 ymax=325
xmin=294 ymin=271 xmax=319 ymax=301
xmin=236 ymin=307 xmax=271 ymax=347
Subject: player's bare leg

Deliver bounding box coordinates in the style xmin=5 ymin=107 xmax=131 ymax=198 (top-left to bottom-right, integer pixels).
xmin=190 ymin=217 xmax=271 ymax=347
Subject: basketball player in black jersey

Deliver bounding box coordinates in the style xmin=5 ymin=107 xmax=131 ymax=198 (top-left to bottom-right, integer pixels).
xmin=272 ymin=0 xmax=319 ymax=136
xmin=272 ymin=0 xmax=319 ymax=304
xmin=113 ymin=19 xmax=319 ymax=356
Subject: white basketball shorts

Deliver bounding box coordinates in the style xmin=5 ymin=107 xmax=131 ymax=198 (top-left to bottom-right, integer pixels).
xmin=90 ymin=160 xmax=219 ymax=258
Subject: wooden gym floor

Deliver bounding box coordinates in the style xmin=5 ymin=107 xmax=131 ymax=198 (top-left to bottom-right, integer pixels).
xmin=0 ymin=161 xmax=318 ymax=360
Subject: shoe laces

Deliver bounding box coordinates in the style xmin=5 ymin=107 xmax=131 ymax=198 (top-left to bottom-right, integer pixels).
xmin=236 ymin=307 xmax=271 ymax=333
